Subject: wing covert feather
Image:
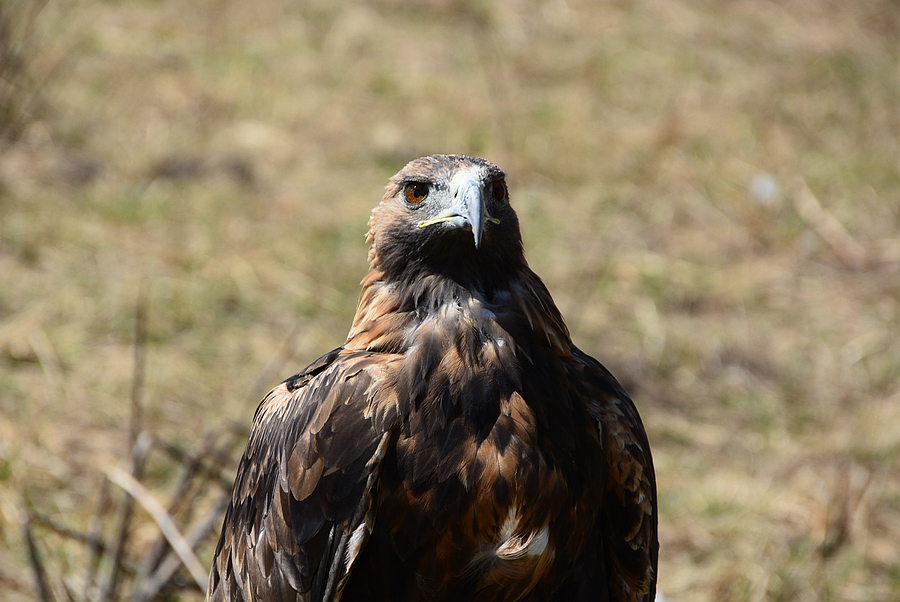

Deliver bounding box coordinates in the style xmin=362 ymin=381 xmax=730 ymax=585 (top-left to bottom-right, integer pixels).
xmin=208 ymin=348 xmax=398 ymax=602
xmin=573 ymin=347 xmax=659 ymax=602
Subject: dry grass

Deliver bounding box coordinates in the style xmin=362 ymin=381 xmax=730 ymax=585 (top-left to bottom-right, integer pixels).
xmin=1 ymin=0 xmax=899 ymax=600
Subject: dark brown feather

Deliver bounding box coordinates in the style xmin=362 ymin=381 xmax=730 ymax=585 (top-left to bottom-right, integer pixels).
xmin=208 ymin=155 xmax=658 ymax=602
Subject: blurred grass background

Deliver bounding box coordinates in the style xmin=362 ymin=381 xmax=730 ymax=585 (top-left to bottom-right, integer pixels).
xmin=1 ymin=0 xmax=899 ymax=600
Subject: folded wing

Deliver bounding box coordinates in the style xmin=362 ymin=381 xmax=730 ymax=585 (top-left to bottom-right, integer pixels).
xmin=208 ymin=348 xmax=399 ymax=602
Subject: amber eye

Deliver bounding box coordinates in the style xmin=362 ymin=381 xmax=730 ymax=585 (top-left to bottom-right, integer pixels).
xmin=405 ymin=182 xmax=429 ymax=204
xmin=490 ymin=180 xmax=507 ymax=203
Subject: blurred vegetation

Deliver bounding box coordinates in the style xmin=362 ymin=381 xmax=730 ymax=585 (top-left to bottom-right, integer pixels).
xmin=1 ymin=0 xmax=899 ymax=600
xmin=0 ymin=1 xmax=47 ymax=144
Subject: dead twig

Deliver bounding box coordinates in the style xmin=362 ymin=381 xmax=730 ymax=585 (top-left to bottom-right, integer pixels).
xmin=247 ymin=322 xmax=302 ymax=403
xmin=84 ymin=476 xmax=112 ymax=600
xmin=27 ymin=512 xmax=109 ymax=553
xmin=819 ymin=461 xmax=871 ymax=559
xmin=130 ymin=285 xmax=148 ymax=450
xmin=150 ymin=433 xmax=238 ymax=490
xmin=22 ymin=512 xmax=55 ymax=602
xmin=98 ymin=290 xmax=150 ymax=601
xmin=27 ymin=326 xmax=68 ymax=406
xmin=130 ymin=492 xmax=230 ymax=602
xmin=99 ymin=432 xmax=152 ymax=602
xmin=106 ymin=466 xmax=208 ymax=591
xmin=133 ymin=470 xmax=196 ymax=584
xmin=133 ymin=434 xmax=217 ymax=588
xmin=792 ymin=178 xmax=868 ymax=269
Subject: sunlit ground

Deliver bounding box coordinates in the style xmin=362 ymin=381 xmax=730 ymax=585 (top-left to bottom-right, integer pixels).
xmin=1 ymin=1 xmax=899 ymax=600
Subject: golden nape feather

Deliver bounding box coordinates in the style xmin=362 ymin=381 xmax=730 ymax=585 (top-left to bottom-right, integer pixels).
xmin=208 ymin=155 xmax=658 ymax=602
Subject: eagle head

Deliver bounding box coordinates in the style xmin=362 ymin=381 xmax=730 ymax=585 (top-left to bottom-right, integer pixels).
xmin=366 ymin=155 xmax=526 ymax=284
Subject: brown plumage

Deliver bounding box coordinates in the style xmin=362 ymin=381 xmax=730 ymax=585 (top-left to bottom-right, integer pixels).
xmin=208 ymin=154 xmax=658 ymax=602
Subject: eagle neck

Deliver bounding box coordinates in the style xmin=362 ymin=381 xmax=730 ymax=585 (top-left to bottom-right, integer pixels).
xmin=345 ymin=263 xmax=572 ymax=360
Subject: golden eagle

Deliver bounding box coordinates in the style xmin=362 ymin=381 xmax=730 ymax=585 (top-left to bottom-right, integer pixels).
xmin=208 ymin=155 xmax=658 ymax=601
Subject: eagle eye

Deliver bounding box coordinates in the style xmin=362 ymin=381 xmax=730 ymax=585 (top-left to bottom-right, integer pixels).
xmin=490 ymin=180 xmax=508 ymax=204
xmin=404 ymin=182 xmax=429 ymax=205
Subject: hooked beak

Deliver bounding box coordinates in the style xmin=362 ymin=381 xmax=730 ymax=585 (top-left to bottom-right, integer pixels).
xmin=417 ymin=174 xmax=500 ymax=249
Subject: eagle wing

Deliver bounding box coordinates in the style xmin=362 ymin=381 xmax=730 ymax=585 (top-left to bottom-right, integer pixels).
xmin=574 ymin=348 xmax=658 ymax=602
xmin=208 ymin=347 xmax=398 ymax=602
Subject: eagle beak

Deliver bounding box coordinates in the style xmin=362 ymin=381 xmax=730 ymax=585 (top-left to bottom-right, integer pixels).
xmin=416 ymin=174 xmax=500 ymax=250
xmin=451 ymin=176 xmax=486 ymax=249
